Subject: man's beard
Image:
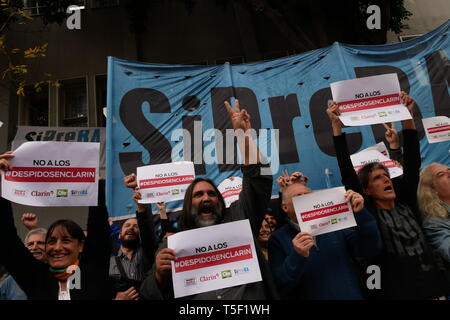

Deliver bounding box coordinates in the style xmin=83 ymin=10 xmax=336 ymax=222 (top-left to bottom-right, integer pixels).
xmin=121 ymin=235 xmax=140 ymax=249
xmin=191 ymin=201 xmax=224 ymax=228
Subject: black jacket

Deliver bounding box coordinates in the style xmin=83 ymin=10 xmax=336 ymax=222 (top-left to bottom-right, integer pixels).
xmin=0 ymin=181 xmax=113 ymax=300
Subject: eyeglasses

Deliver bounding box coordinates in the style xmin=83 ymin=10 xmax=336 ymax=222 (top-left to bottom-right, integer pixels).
xmin=26 ymin=241 xmax=45 ymax=247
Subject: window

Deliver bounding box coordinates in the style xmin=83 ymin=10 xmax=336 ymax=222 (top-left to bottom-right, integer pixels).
xmin=91 ymin=0 xmax=119 ymax=9
xmin=59 ymin=78 xmax=88 ymax=127
xmin=22 ymin=0 xmax=46 ymax=16
xmin=20 ymin=83 xmax=49 ymax=126
xmin=23 ymin=0 xmax=86 ymax=16
xmin=95 ymin=74 xmax=107 ymax=127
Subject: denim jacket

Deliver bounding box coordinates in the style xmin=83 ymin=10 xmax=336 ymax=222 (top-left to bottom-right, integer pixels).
xmin=422 ymin=204 xmax=450 ymax=263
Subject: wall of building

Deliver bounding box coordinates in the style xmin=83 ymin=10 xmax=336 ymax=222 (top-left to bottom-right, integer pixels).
xmin=387 ymin=0 xmax=450 ymax=43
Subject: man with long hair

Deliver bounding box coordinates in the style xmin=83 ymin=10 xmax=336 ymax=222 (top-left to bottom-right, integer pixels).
xmin=139 ymin=100 xmax=278 ymax=300
xmin=327 ymin=92 xmax=448 ymax=299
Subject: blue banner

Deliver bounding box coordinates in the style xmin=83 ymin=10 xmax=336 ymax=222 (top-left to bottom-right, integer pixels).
xmin=106 ymin=20 xmax=450 ymax=220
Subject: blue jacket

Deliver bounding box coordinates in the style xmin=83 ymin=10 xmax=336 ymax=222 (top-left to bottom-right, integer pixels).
xmin=268 ymin=208 xmax=382 ymax=300
xmin=0 ymin=275 xmax=27 ymax=300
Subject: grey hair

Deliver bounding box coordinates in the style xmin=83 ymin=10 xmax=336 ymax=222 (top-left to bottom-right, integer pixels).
xmin=24 ymin=228 xmax=47 ymax=244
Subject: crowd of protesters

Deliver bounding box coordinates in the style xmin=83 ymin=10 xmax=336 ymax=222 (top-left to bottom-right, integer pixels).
xmin=0 ymin=95 xmax=449 ymax=300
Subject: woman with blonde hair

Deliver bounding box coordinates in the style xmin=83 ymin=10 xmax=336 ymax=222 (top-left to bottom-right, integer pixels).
xmin=418 ymin=162 xmax=450 ymax=291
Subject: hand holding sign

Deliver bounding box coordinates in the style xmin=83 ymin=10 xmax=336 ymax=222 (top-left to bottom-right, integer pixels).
xmin=345 ymin=189 xmax=364 ymax=213
xmin=400 ymin=91 xmax=415 ymax=115
xmin=0 ymin=151 xmax=14 ymax=171
xmin=123 ymin=173 xmax=137 ymax=189
xmin=155 ymin=248 xmax=177 ymax=287
xmin=292 ymin=232 xmax=315 ymax=258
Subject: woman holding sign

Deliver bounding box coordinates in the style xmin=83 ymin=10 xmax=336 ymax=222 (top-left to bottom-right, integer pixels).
xmin=0 ymin=152 xmax=113 ymax=300
xmin=327 ymin=92 xmax=448 ymax=300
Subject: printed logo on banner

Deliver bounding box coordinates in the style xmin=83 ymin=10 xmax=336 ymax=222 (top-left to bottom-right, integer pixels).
xmin=184 ymin=278 xmax=197 ymax=287
xmin=199 ymin=273 xmax=220 ymax=283
xmin=71 ymin=189 xmax=88 ymax=196
xmin=171 ymin=189 xmax=180 ymax=195
xmin=234 ymin=267 xmax=250 ymax=276
xmin=221 ymin=270 xmax=232 ymax=279
xmin=310 ymin=224 xmax=318 ymax=230
xmin=14 ymin=189 xmax=26 ymax=196
xmin=31 ymin=190 xmax=54 ymax=197
xmin=331 ymin=219 xmax=338 ymax=224
xmin=378 ymin=112 xmax=387 ymax=117
xmin=57 ymin=189 xmax=69 ymax=197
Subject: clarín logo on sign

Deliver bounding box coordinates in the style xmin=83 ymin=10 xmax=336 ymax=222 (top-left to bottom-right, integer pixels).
xmin=56 ymin=189 xmax=69 ymax=197
xmin=31 ymin=190 xmax=53 ymax=197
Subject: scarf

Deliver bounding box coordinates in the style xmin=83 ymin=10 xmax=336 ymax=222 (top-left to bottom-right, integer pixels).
xmin=49 ymin=260 xmax=79 ymax=282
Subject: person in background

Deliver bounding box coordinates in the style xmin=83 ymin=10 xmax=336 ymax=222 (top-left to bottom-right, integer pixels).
xmin=418 ymin=162 xmax=450 ymax=293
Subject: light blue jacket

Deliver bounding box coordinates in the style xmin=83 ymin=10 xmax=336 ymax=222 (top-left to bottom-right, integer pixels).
xmin=423 ymin=210 xmax=450 ymax=263
xmin=0 ymin=275 xmax=27 ymax=300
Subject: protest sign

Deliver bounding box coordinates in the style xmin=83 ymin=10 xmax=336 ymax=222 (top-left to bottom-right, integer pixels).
xmin=217 ymin=176 xmax=243 ymax=208
xmin=359 ymin=141 xmax=389 ymax=157
xmin=351 ymin=149 xmax=403 ymax=178
xmin=137 ymin=161 xmax=195 ymax=204
xmin=12 ymin=126 xmax=106 ymax=178
xmin=331 ymin=74 xmax=412 ymax=126
xmin=168 ymin=219 xmax=262 ymax=298
xmin=293 ymin=186 xmax=356 ymax=236
xmin=1 ymin=142 xmax=99 ymax=206
xmin=422 ymin=116 xmax=450 ymax=144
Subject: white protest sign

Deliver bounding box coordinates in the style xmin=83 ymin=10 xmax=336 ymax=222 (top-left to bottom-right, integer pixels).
xmin=217 ymin=176 xmax=243 ymax=208
xmin=1 ymin=142 xmax=99 ymax=206
xmin=422 ymin=116 xmax=450 ymax=144
xmin=168 ymin=219 xmax=262 ymax=298
xmin=359 ymin=141 xmax=389 ymax=157
xmin=137 ymin=161 xmax=195 ymax=204
xmin=293 ymin=186 xmax=356 ymax=236
xmin=351 ymin=149 xmax=403 ymax=178
xmin=12 ymin=126 xmax=106 ymax=178
xmin=330 ymin=74 xmax=411 ymax=126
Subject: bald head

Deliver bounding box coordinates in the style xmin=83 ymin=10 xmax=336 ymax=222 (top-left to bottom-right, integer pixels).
xmin=281 ymin=183 xmax=312 ymax=222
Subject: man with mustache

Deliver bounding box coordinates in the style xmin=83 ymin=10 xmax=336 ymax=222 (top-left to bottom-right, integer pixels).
xmin=0 ymin=216 xmax=47 ymax=300
xmin=139 ymin=100 xmax=278 ymax=300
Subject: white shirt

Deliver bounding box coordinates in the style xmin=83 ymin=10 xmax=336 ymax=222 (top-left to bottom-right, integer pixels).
xmin=58 ymin=282 xmax=71 ymax=300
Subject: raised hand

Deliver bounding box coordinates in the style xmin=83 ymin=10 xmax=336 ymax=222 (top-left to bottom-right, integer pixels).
xmin=224 ymin=99 xmax=252 ymax=132
xmin=21 ymin=213 xmax=38 ymax=230
xmin=123 ymin=173 xmax=137 ymax=189
xmin=132 ymin=187 xmax=146 ymax=213
xmin=326 ymin=101 xmax=343 ymax=136
xmin=400 ymin=91 xmax=415 ymax=115
xmin=382 ymin=122 xmax=400 ymax=149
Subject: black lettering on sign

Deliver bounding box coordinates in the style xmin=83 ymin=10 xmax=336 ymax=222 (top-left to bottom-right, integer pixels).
xmin=425 ymin=50 xmax=450 ymax=118
xmin=268 ymin=94 xmax=301 ymax=164
xmin=182 ymin=115 xmax=206 ymax=175
xmin=119 ymin=89 xmax=171 ymax=176
xmin=354 ymin=66 xmax=425 ymax=143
